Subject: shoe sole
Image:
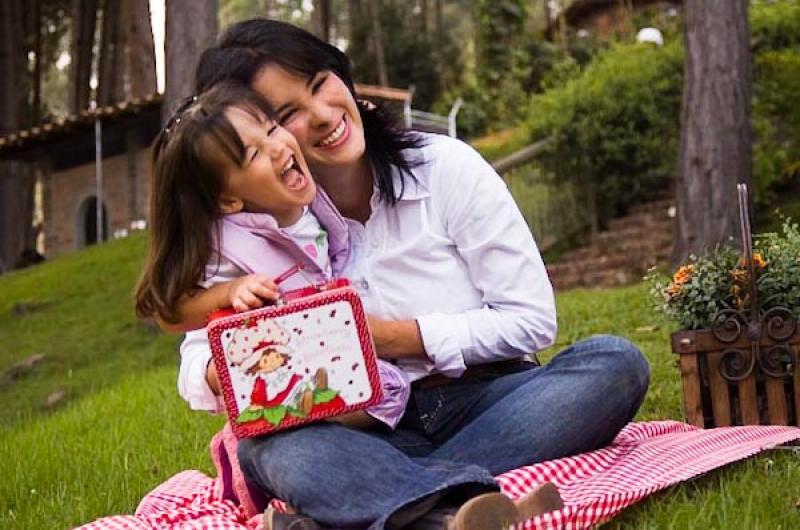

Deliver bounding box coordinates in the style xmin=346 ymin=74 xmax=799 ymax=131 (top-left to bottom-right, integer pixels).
xmin=449 ymin=492 xmax=518 ymax=530
xmin=514 ymin=482 xmax=564 ymax=519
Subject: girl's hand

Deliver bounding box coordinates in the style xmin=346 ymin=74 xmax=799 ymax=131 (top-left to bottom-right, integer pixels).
xmin=227 ymin=274 xmax=279 ymax=312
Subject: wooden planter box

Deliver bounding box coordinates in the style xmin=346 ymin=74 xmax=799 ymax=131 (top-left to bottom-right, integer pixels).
xmin=672 ymin=329 xmax=800 ymax=427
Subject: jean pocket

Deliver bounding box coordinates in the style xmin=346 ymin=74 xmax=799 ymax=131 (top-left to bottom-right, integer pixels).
xmin=417 ymin=383 xmax=486 ymax=444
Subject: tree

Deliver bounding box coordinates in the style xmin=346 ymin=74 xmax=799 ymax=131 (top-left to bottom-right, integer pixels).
xmin=312 ymin=0 xmax=332 ymax=42
xmin=0 ymin=0 xmax=35 ymax=272
xmin=124 ymin=0 xmax=157 ymax=98
xmin=97 ymin=0 xmax=126 ymax=106
xmin=164 ymin=0 xmax=218 ymax=123
xmin=365 ymin=0 xmax=388 ymax=85
xmin=673 ymin=0 xmax=753 ymax=266
xmin=69 ymin=0 xmax=98 ymax=113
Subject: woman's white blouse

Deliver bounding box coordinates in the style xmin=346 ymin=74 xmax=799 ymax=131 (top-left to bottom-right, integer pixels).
xmin=177 ymin=134 xmax=556 ymax=412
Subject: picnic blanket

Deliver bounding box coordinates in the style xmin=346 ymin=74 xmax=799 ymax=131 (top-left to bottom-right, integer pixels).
xmin=76 ymin=421 xmax=800 ymax=530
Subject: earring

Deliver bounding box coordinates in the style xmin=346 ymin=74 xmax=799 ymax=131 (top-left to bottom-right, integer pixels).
xmin=357 ymin=98 xmax=377 ymax=111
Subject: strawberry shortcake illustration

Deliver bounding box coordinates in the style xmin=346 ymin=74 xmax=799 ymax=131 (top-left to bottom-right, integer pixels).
xmin=225 ymin=317 xmax=342 ymax=426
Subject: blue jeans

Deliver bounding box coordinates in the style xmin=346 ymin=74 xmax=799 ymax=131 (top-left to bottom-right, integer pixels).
xmin=238 ymin=335 xmax=649 ymax=529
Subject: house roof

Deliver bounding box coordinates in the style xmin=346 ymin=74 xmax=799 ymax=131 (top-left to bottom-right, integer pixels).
xmin=0 ymin=84 xmax=412 ymax=157
xmin=546 ymin=0 xmax=681 ymax=39
xmin=0 ymin=93 xmax=162 ymax=157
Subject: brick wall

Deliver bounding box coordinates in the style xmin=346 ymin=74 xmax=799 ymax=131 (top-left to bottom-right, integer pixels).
xmin=43 ymin=147 xmax=152 ymax=256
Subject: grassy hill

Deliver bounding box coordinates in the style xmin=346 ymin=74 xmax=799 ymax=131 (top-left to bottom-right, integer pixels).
xmin=1 ymin=234 xmax=799 ymax=529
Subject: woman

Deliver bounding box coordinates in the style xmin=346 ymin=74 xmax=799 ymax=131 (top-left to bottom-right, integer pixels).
xmin=179 ymin=19 xmax=650 ymax=530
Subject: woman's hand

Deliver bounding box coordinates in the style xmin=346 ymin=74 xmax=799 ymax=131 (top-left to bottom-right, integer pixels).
xmin=367 ymin=315 xmax=428 ymax=361
xmin=227 ymin=274 xmax=279 ymax=312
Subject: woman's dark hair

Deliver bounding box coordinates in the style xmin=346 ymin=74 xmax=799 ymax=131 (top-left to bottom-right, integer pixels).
xmin=195 ymin=18 xmax=424 ymax=205
xmin=134 ymin=81 xmax=272 ymax=324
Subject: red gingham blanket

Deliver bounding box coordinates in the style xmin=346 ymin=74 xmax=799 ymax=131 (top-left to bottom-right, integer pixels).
xmin=76 ymin=421 xmax=800 ymax=530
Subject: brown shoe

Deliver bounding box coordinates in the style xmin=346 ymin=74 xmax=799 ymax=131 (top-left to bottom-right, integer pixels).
xmin=514 ymin=481 xmax=563 ymax=520
xmin=446 ymin=482 xmax=563 ymax=530
xmin=447 ymin=492 xmax=518 ymax=530
xmin=301 ymin=389 xmax=314 ymax=415
xmin=314 ymin=368 xmax=328 ymax=390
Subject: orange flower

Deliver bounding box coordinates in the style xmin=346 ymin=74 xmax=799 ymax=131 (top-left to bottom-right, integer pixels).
xmin=737 ymin=253 xmax=767 ymax=271
xmin=672 ymin=264 xmax=695 ymax=286
xmin=730 ymin=284 xmax=750 ymax=311
xmin=730 ymin=268 xmax=748 ymax=284
xmin=664 ymin=283 xmax=683 ymax=299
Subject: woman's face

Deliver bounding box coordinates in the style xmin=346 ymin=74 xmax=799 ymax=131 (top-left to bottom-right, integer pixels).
xmin=251 ymin=65 xmax=366 ymax=178
xmin=217 ymin=107 xmax=315 ymax=226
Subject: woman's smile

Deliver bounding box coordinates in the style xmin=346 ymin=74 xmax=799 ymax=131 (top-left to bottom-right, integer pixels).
xmin=316 ymin=114 xmax=350 ymax=149
xmin=251 ymin=66 xmax=366 ymax=179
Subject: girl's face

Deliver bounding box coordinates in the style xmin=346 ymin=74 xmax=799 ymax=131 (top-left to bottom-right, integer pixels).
xmin=251 ymin=66 xmax=366 ymax=179
xmin=218 ymin=107 xmax=316 ymax=226
xmin=257 ymin=350 xmax=286 ymax=373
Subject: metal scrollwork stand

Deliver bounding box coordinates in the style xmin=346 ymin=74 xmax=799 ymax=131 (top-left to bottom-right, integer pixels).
xmin=711 ymin=184 xmax=797 ymax=382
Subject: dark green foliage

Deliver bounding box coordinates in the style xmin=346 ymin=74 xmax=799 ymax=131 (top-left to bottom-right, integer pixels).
xmin=756 ymin=219 xmax=800 ymax=315
xmin=750 ymin=0 xmax=800 ymax=52
xmin=649 ymin=220 xmax=800 ymax=330
xmin=348 ymin=2 xmax=462 ymax=111
xmin=648 ymin=246 xmax=740 ymax=330
xmin=526 ymin=42 xmax=684 ymax=227
xmin=524 ymin=0 xmax=800 ymax=229
xmin=753 ymin=49 xmax=800 ymax=210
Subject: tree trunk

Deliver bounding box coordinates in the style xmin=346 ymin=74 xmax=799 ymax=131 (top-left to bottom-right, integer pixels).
xmin=0 ymin=0 xmax=35 ymax=272
xmin=312 ymin=0 xmax=332 ymax=42
xmin=672 ymin=0 xmax=752 ymax=266
xmin=97 ymin=0 xmax=126 ymax=105
xmin=123 ymin=0 xmax=157 ymax=98
xmin=348 ymin=0 xmax=365 ymax=52
xmin=435 ymin=0 xmax=443 ymax=46
xmin=31 ymin=0 xmax=42 ymax=123
xmin=70 ymin=0 xmax=97 ymax=113
xmin=365 ymin=0 xmax=388 ymax=86
xmin=164 ymin=0 xmax=218 ymax=124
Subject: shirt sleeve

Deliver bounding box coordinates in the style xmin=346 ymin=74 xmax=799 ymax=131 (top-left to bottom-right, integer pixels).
xmin=178 ymin=328 xmax=224 ymax=413
xmin=365 ymin=360 xmax=411 ymax=429
xmin=176 ymin=255 xmax=242 ymax=413
xmin=415 ymin=138 xmax=557 ymax=375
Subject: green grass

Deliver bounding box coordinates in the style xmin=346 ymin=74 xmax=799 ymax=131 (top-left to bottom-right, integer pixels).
xmin=2 ymin=234 xmax=800 ymax=529
xmin=471 ymin=126 xmax=531 ymax=162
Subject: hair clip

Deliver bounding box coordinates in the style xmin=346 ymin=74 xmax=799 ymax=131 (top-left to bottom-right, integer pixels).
xmin=164 ymin=95 xmax=199 ymax=134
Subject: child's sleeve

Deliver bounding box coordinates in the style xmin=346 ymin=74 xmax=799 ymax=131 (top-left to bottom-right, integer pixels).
xmin=364 ymin=361 xmax=411 ymax=430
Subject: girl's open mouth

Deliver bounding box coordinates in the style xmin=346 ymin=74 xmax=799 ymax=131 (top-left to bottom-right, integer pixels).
xmin=280 ymin=155 xmax=308 ymax=191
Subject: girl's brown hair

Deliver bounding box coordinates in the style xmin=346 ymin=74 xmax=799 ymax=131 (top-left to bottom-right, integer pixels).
xmin=134 ymin=81 xmax=272 ymax=324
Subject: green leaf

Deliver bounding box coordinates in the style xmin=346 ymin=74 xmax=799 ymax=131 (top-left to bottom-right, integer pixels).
xmin=262 ymin=406 xmax=287 ymax=426
xmin=236 ymin=408 xmax=263 ymax=424
xmin=313 ymin=388 xmax=339 ymax=404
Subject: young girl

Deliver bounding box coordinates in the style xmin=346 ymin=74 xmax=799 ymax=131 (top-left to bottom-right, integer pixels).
xmin=134 ymin=81 xmax=408 ymax=431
